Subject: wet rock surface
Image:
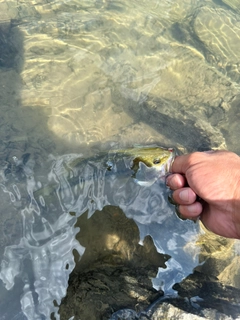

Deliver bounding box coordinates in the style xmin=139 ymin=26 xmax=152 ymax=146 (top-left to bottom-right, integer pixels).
xmin=57 ymin=221 xmax=240 ymax=320
xmin=58 ymin=208 xmax=240 ymax=320
xmin=58 ymin=206 xmax=167 ymax=320
xmin=59 ymin=265 xmax=163 ymax=320
xmin=171 ymin=272 xmax=240 ymax=319
xmin=58 ymin=264 xmax=240 ymax=320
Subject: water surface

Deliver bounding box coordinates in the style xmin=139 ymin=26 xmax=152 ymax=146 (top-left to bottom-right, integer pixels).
xmin=0 ymin=0 xmax=240 ymax=319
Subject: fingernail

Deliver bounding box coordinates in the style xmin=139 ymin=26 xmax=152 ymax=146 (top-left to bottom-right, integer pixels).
xmin=166 ymin=175 xmax=173 ymax=187
xmin=179 ymin=190 xmax=189 ymax=202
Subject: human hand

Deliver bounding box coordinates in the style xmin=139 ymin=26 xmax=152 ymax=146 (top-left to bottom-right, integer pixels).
xmin=166 ymin=151 xmax=240 ymax=239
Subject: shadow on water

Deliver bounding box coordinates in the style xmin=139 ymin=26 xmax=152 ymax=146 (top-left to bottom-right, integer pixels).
xmin=0 ymin=17 xmax=98 ymax=320
xmin=110 ymin=86 xmax=213 ymax=152
xmin=0 ymin=18 xmax=26 ymax=320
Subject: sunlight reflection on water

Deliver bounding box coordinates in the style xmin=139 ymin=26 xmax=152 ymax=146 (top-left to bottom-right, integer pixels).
xmin=0 ymin=149 xmax=200 ymax=319
xmin=0 ymin=0 xmax=240 ymax=319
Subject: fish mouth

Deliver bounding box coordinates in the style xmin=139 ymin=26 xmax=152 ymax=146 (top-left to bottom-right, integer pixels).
xmin=167 ymin=147 xmax=176 ymax=173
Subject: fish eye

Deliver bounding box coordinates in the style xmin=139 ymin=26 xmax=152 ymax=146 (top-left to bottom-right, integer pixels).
xmin=153 ymin=158 xmax=161 ymax=164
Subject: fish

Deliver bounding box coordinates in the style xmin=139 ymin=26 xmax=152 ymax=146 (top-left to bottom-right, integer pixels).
xmin=69 ymin=146 xmax=175 ymax=174
xmin=112 ymin=146 xmax=175 ymax=186
xmin=33 ymin=145 xmax=175 ymax=204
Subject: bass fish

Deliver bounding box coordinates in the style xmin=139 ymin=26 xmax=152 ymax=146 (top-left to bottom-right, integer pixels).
xmin=69 ymin=146 xmax=175 ymax=172
xmin=63 ymin=145 xmax=175 ymax=186
xmin=117 ymin=146 xmax=175 ymax=175
xmin=33 ymin=146 xmax=175 ymax=202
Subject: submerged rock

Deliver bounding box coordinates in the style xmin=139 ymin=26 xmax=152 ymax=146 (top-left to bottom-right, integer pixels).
xmin=59 ymin=206 xmax=166 ymax=320
xmin=172 ymin=271 xmax=240 ymax=319
xmin=218 ymin=256 xmax=240 ymax=289
xmin=150 ymin=299 xmax=237 ymax=320
xmin=111 ymin=86 xmax=227 ymax=152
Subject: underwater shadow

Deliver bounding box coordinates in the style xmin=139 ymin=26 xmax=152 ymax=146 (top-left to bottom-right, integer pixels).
xmin=110 ymin=85 xmax=218 ymax=152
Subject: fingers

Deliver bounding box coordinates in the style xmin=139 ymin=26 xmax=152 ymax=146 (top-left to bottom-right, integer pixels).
xmin=166 ymin=173 xmax=186 ymax=190
xmin=171 ymin=154 xmax=192 ymax=174
xmin=167 ymin=152 xmax=210 ymax=221
xmin=178 ymin=202 xmax=203 ymax=219
xmin=170 ymin=186 xmax=203 ymax=219
xmin=172 ymin=187 xmax=197 ymax=205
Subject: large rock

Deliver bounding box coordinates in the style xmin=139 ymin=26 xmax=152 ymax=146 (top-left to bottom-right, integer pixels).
xmin=218 ymin=256 xmax=240 ymax=289
xmin=59 ymin=206 xmax=166 ymax=320
xmin=150 ymin=300 xmax=235 ymax=320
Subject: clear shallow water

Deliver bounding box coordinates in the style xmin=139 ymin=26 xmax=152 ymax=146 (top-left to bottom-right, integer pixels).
xmin=0 ymin=0 xmax=240 ymax=319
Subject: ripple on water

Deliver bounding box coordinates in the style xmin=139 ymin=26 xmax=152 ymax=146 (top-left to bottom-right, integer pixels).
xmin=0 ymin=0 xmax=240 ymax=319
xmin=0 ymin=150 xmax=200 ymax=319
xmin=193 ymin=6 xmax=240 ymax=82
